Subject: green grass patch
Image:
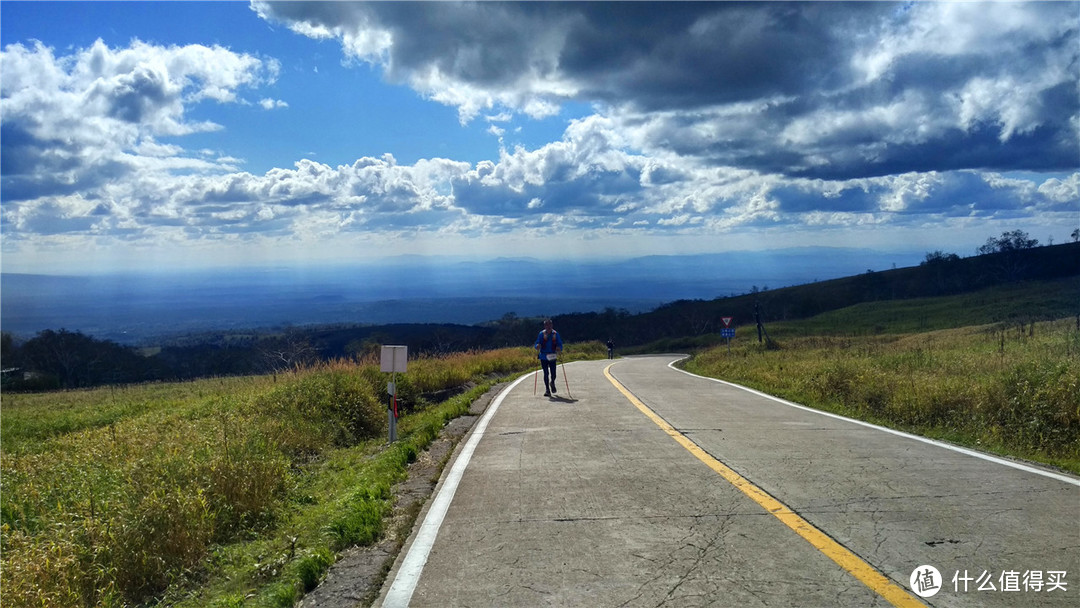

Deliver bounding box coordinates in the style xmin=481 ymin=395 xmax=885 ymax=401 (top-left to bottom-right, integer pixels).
xmin=1 ymin=375 xmax=275 ymax=454
xmin=773 ymin=277 xmax=1080 ymax=337
xmin=1 ymin=344 xmax=610 ymax=607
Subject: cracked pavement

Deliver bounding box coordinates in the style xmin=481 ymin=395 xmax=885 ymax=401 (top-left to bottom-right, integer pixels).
xmin=376 ymin=355 xmax=1079 ymax=607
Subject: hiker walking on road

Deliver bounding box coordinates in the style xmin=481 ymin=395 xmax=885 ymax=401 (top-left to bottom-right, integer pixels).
xmin=606 ymin=338 xmax=615 ymax=359
xmin=535 ymin=319 xmax=563 ymax=397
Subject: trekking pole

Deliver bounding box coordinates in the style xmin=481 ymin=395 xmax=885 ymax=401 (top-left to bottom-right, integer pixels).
xmin=560 ymin=356 xmax=573 ymax=399
xmin=533 ymin=359 xmax=539 ymax=395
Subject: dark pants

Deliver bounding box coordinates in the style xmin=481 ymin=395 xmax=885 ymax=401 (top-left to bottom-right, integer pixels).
xmin=541 ymin=357 xmax=558 ymax=389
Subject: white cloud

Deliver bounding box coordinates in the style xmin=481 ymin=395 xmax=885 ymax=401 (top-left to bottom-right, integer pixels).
xmin=1038 ymin=174 xmax=1080 ymax=206
xmin=255 ymin=2 xmax=1077 ymax=180
xmin=1 ymin=38 xmax=278 ymax=202
xmin=3 ymin=4 xmax=1077 ymax=273
xmin=259 ymin=97 xmax=288 ymax=110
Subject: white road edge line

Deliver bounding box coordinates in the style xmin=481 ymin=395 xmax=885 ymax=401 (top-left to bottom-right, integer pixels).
xmin=667 ymin=357 xmax=1080 ymax=487
xmin=381 ymin=371 xmax=533 ymax=607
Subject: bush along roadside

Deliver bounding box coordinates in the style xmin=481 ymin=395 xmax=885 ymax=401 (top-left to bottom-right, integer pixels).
xmin=180 ymin=376 xmax=524 ymax=608
xmin=2 ymin=345 xmax=611 ymax=608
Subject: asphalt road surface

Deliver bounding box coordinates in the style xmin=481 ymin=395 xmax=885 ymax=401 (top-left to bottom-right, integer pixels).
xmin=377 ymin=355 xmax=1079 ymax=607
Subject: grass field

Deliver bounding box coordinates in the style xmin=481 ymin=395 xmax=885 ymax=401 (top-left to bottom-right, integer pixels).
xmin=0 ymin=344 xmax=606 ymax=607
xmin=682 ymin=281 xmax=1080 ymax=474
xmin=3 ymin=277 xmax=1077 ymax=607
xmin=778 ymin=277 xmax=1080 ymax=336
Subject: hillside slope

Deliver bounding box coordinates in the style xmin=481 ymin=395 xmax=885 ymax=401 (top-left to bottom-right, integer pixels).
xmin=553 ymin=242 xmax=1079 ymax=347
xmin=3 ymin=243 xmax=1077 ymax=390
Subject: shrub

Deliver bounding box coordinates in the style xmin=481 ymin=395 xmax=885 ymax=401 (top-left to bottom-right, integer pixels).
xmin=251 ymin=369 xmax=386 ymax=449
xmin=993 ymin=360 xmax=1079 ymax=454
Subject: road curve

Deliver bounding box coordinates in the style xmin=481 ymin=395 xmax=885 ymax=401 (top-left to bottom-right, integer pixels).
xmin=377 ymin=355 xmax=1079 ymax=607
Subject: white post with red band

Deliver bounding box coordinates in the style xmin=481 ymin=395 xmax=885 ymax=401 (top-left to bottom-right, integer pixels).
xmin=380 ymin=345 xmax=408 ymax=442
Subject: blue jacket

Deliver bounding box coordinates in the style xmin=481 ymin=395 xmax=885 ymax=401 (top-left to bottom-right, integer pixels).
xmin=535 ymin=329 xmax=563 ymax=360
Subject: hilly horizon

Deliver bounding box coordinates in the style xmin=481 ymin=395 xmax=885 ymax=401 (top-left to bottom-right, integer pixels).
xmin=2 ymin=247 xmax=925 ymax=344
xmin=2 ymin=241 xmax=1074 ymax=392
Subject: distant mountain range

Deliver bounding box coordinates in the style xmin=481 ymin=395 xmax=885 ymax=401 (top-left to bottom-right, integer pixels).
xmin=2 ymin=247 xmax=924 ymax=343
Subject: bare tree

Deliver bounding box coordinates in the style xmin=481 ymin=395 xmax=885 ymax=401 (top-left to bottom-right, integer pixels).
xmin=259 ymin=330 xmax=319 ymax=372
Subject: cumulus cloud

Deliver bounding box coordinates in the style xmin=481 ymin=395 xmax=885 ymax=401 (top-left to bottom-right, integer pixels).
xmin=1 ymin=38 xmax=277 ymax=202
xmin=3 ymin=153 xmax=480 ymax=251
xmin=443 ymin=115 xmax=1074 ymax=238
xmin=254 ymin=1 xmax=1078 ymax=179
xmin=2 ymin=3 xmax=1077 ymax=269
xmin=1038 ymin=174 xmax=1080 ymax=206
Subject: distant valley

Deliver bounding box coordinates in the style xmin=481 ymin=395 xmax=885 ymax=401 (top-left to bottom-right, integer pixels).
xmin=2 ymin=248 xmax=924 ymax=343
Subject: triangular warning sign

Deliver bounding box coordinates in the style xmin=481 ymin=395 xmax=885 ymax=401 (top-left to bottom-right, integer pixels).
xmin=722 ymin=317 xmax=733 ymax=327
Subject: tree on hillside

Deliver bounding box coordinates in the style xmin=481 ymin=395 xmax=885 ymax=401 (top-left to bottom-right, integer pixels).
xmin=427 ymin=327 xmax=463 ymax=354
xmin=1 ymin=332 xmax=15 ymax=366
xmin=977 ymin=229 xmax=1040 ymax=282
xmin=681 ymin=303 xmax=714 ymax=335
xmin=1071 ymin=228 xmax=1079 ymax=243
xmin=921 ymin=250 xmax=960 ymax=265
xmin=487 ymin=313 xmax=538 ymax=348
xmin=920 ymin=250 xmax=963 ymax=295
xmin=17 ymin=329 xmax=154 ymax=388
xmin=977 ymin=230 xmax=1039 ymax=255
xmin=258 ymin=330 xmax=319 ymax=372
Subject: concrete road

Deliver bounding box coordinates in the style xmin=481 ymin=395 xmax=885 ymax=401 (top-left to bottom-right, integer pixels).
xmin=377 ymin=355 xmax=1079 ymax=607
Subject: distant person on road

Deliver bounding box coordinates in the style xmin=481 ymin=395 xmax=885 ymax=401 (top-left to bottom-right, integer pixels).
xmin=535 ymin=319 xmax=563 ymax=397
xmin=606 ymin=338 xmax=615 ymax=359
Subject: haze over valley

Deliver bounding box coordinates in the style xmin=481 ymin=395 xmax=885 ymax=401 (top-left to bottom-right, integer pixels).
xmin=2 ymin=247 xmax=923 ymax=343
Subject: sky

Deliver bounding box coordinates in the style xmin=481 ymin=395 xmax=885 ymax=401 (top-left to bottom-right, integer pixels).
xmin=1 ymin=1 xmax=1078 ymax=275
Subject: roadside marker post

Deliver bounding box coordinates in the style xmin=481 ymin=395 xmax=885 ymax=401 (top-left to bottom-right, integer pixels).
xmin=380 ymin=345 xmax=408 ymax=443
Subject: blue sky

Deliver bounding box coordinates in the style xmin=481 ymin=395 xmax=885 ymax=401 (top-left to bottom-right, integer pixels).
xmin=1 ymin=1 xmax=1077 ymax=274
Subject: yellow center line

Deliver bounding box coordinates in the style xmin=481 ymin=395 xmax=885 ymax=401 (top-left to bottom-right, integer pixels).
xmin=603 ymin=363 xmax=926 ymax=608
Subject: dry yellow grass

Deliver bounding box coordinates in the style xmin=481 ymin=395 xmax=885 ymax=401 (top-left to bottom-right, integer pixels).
xmin=1 ymin=345 xmax=613 ymax=607
xmin=685 ymin=318 xmax=1079 ymax=472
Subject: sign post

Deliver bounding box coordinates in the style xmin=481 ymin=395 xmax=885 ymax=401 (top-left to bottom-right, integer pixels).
xmin=721 ymin=317 xmax=735 ymax=353
xmin=380 ymin=345 xmax=408 ymax=443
